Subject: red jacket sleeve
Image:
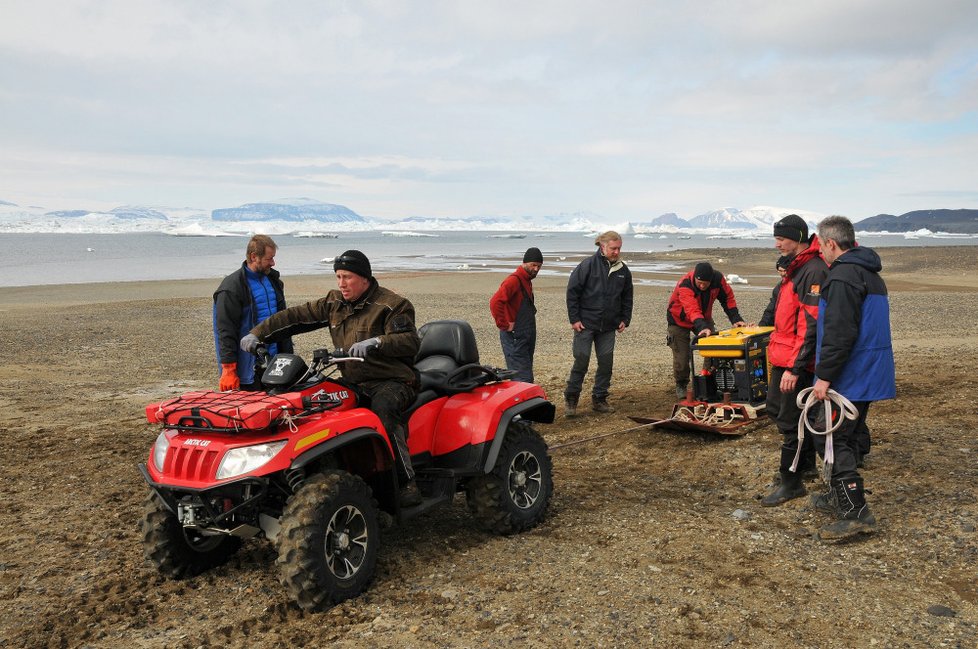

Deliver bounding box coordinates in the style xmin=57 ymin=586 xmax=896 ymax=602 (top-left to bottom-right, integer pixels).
xmin=489 ymin=274 xmax=522 ymax=330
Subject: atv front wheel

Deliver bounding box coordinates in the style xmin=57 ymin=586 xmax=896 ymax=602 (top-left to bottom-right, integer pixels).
xmin=467 ymin=420 xmax=553 ymax=535
xmin=141 ymin=490 xmax=242 ymax=578
xmin=276 ymin=471 xmax=379 ymax=611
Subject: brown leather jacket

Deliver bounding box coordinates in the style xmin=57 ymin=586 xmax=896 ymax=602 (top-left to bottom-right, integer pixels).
xmin=250 ymin=279 xmax=420 ymax=388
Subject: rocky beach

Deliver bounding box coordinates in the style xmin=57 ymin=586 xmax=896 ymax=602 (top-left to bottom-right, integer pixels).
xmin=1 ymin=245 xmax=976 ymax=648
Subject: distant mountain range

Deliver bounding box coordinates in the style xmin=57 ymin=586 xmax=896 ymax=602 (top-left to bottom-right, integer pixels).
xmin=0 ymin=197 xmax=976 ymax=235
xmin=857 ymin=209 xmax=978 ymax=234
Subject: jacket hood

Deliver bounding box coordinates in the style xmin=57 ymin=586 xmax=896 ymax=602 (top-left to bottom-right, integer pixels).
xmin=834 ymin=244 xmax=882 ymax=273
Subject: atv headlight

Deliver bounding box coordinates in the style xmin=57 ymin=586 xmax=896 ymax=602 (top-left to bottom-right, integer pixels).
xmin=216 ymin=441 xmax=287 ymax=480
xmin=152 ymin=432 xmax=171 ymax=472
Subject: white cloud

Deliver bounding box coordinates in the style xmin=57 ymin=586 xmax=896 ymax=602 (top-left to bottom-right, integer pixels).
xmin=1 ymin=0 xmax=977 ymax=218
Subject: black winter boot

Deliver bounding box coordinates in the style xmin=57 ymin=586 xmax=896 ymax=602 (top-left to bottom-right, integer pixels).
xmin=810 ymin=485 xmax=839 ymax=515
xmin=761 ymin=470 xmax=806 ymax=507
xmin=819 ymin=476 xmax=877 ymax=541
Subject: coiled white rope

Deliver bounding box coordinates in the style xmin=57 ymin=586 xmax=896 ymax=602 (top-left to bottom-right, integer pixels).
xmin=790 ymin=386 xmax=859 ymax=481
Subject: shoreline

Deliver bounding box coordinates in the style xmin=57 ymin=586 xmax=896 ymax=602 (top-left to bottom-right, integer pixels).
xmin=2 ymin=245 xmax=976 ymax=308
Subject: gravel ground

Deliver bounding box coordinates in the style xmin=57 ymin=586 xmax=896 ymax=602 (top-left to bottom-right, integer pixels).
xmin=1 ymin=246 xmax=976 ymax=648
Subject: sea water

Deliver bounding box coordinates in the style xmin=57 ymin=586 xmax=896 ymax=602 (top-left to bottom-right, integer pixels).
xmin=1 ymin=230 xmax=973 ymax=288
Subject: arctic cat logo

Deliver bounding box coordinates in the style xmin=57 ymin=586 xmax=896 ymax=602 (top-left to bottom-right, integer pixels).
xmin=184 ymin=439 xmax=211 ymax=447
xmin=267 ymin=357 xmax=294 ymax=377
xmin=311 ymin=388 xmax=350 ymax=404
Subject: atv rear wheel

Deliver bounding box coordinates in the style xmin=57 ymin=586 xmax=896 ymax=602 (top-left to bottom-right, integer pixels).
xmin=467 ymin=420 xmax=553 ymax=535
xmin=140 ymin=490 xmax=242 ymax=578
xmin=276 ymin=471 xmax=379 ymax=611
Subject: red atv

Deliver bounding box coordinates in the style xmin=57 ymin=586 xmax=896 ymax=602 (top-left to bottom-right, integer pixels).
xmin=139 ymin=320 xmax=554 ymax=611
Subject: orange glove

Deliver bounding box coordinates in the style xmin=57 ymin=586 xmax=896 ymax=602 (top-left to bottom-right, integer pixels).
xmin=219 ymin=363 xmax=240 ymax=391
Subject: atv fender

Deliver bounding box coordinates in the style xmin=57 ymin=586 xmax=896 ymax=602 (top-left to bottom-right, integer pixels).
xmin=480 ymin=397 xmax=554 ymax=473
xmin=289 ymin=426 xmax=396 ymax=478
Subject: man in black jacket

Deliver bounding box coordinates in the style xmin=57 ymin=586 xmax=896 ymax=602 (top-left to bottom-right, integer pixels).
xmin=212 ymin=235 xmax=293 ymax=391
xmin=564 ymin=231 xmax=633 ymax=416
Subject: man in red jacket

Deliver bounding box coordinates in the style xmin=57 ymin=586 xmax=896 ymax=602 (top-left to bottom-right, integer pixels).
xmin=489 ymin=247 xmax=543 ymax=382
xmin=666 ymin=262 xmax=747 ymax=398
xmin=761 ymin=214 xmax=828 ymax=506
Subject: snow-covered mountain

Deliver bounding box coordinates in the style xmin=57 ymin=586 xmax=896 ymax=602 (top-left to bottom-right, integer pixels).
xmin=685 ymin=206 xmax=821 ymax=231
xmin=212 ymin=199 xmax=365 ymax=223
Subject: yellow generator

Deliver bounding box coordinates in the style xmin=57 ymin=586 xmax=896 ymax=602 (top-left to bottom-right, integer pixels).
xmin=690 ymin=326 xmax=774 ymax=405
xmin=630 ymin=326 xmax=776 ymax=435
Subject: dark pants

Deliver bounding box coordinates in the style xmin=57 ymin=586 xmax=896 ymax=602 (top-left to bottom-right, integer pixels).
xmin=855 ymin=403 xmax=872 ymax=459
xmin=499 ymin=300 xmax=537 ymax=383
xmin=667 ymin=321 xmax=715 ymax=387
xmin=766 ymin=365 xmax=816 ymax=472
xmin=362 ymin=380 xmax=418 ymax=482
xmin=813 ymin=400 xmax=871 ymax=482
xmin=565 ymin=328 xmax=616 ymax=401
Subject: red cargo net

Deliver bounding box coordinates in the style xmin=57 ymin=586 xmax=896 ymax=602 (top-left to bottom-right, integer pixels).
xmin=147 ymin=390 xmax=301 ymax=432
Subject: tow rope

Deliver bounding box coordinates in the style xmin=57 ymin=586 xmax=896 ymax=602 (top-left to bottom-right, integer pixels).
xmin=790 ymin=387 xmax=858 ymax=481
xmin=549 ymin=419 xmax=670 ymax=452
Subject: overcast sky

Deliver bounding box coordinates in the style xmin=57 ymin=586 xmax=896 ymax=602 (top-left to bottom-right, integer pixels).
xmin=2 ymin=0 xmax=976 ymax=220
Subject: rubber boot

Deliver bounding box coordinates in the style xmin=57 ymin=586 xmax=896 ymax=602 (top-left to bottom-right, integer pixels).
xmin=819 ymin=477 xmax=877 ymax=541
xmin=798 ymin=445 xmax=819 ymax=481
xmin=761 ymin=470 xmax=807 ymax=507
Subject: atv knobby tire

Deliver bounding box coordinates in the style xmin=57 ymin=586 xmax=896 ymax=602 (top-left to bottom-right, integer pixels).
xmin=276 ymin=471 xmax=379 ymax=611
xmin=467 ymin=420 xmax=553 ymax=535
xmin=141 ymin=489 xmax=242 ymax=578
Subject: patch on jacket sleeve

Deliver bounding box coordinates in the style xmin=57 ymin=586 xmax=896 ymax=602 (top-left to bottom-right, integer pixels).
xmin=390 ymin=314 xmax=415 ymax=333
xmin=808 ymin=283 xmax=820 ymax=298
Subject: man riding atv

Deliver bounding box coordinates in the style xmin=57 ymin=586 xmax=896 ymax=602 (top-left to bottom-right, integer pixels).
xmin=241 ymin=249 xmax=423 ymax=506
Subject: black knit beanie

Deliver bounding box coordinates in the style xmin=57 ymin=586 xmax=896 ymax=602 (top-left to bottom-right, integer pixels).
xmin=694 ymin=262 xmax=714 ymax=281
xmin=333 ymin=249 xmax=372 ymax=279
xmin=523 ymin=247 xmax=543 ymax=264
xmin=776 ymin=255 xmax=791 ymax=270
xmin=773 ymin=214 xmax=808 ymax=242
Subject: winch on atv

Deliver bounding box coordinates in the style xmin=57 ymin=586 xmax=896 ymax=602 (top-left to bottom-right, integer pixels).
xmin=139 ymin=320 xmax=555 ymax=611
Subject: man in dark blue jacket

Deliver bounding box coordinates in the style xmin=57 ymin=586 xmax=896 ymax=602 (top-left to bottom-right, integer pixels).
xmin=812 ymin=216 xmax=895 ymax=540
xmin=564 ymin=231 xmax=633 ymax=416
xmin=212 ymin=235 xmax=293 ymax=391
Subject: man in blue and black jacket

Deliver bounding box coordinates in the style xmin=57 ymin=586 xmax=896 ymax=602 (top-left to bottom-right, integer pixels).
xmin=812 ymin=215 xmax=895 ymax=540
xmin=212 ymin=235 xmax=293 ymax=391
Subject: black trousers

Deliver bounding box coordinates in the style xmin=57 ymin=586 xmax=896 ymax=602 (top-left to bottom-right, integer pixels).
xmin=766 ymin=365 xmax=816 ymax=472
xmin=362 ymin=380 xmax=418 ymax=482
xmin=813 ymin=400 xmax=871 ymax=482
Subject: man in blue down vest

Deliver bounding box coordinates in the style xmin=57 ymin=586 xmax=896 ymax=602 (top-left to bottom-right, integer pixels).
xmin=811 ymin=215 xmax=895 ymax=541
xmin=213 ymin=234 xmax=293 ymax=391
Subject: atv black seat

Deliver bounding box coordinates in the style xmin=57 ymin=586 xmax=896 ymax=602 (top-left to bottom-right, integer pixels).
xmin=415 ymin=320 xmax=480 ymax=392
